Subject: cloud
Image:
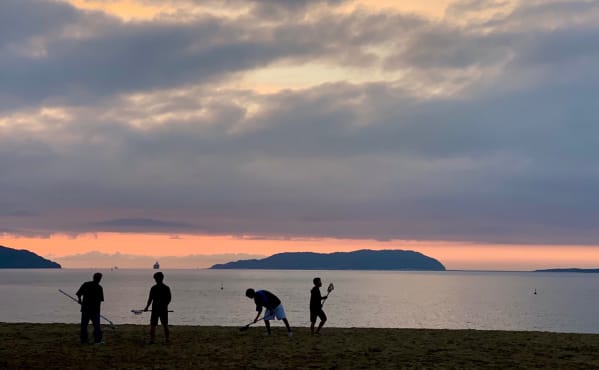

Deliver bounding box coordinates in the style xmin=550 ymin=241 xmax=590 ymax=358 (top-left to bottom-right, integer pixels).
xmin=445 ymin=0 xmax=509 ymax=17
xmin=2 ymin=0 xmax=599 ymax=245
xmin=0 ymin=0 xmax=430 ymax=110
xmin=0 ymin=0 xmax=79 ymax=48
xmin=90 ymin=218 xmax=196 ymax=232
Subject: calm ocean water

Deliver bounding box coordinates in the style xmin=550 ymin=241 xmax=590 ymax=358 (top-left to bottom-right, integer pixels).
xmin=0 ymin=269 xmax=598 ymax=333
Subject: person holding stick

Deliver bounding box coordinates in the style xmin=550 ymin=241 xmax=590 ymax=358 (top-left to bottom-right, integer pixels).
xmin=310 ymin=277 xmax=330 ymax=335
xmin=76 ymin=272 xmax=104 ymax=344
xmin=144 ymin=272 xmax=172 ymax=344
xmin=245 ymin=288 xmax=293 ymax=337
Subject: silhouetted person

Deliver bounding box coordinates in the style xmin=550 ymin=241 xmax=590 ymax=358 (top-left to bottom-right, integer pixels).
xmin=144 ymin=272 xmax=171 ymax=344
xmin=245 ymin=288 xmax=292 ymax=336
xmin=310 ymin=277 xmax=328 ymax=335
xmin=76 ymin=272 xmax=104 ymax=344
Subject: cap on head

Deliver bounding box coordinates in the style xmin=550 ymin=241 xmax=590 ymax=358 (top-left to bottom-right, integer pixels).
xmin=245 ymin=288 xmax=255 ymax=298
xmin=93 ymin=272 xmax=102 ymax=283
xmin=153 ymin=272 xmax=164 ymax=282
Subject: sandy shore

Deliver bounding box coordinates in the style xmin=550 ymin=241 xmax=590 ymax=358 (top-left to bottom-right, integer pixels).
xmin=1 ymin=323 xmax=599 ymax=369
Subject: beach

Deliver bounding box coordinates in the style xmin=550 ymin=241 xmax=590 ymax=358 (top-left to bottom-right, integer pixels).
xmin=1 ymin=323 xmax=598 ymax=369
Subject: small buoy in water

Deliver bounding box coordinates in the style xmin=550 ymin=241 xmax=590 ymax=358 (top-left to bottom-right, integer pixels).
xmin=534 ymin=289 xmax=537 ymax=295
xmin=220 ymin=283 xmax=224 ymax=290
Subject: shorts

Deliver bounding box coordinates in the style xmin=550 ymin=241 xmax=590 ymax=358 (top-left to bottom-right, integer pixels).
xmin=150 ymin=309 xmax=169 ymax=326
xmin=263 ymin=304 xmax=287 ymax=321
xmin=310 ymin=308 xmax=327 ymax=323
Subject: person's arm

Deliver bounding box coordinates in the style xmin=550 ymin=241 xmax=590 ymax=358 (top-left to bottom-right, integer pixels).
xmin=76 ymin=283 xmax=84 ymax=304
xmin=253 ymin=296 xmax=263 ymax=322
xmin=320 ymin=288 xmax=328 ymax=302
xmin=144 ymin=288 xmax=153 ymax=311
xmin=166 ymin=287 xmax=171 ymax=306
xmin=254 ymin=307 xmax=262 ymax=323
xmin=100 ymin=286 xmax=104 ymax=303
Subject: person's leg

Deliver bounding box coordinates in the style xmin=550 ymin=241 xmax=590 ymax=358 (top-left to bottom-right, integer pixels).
xmin=149 ymin=325 xmax=156 ymax=343
xmin=264 ymin=320 xmax=271 ymax=335
xmin=164 ymin=325 xmax=170 ymax=343
xmin=91 ymin=312 xmax=103 ymax=343
xmin=274 ymin=305 xmax=292 ymax=333
xmin=149 ymin=312 xmax=158 ymax=343
xmin=160 ymin=312 xmax=170 ymax=343
xmin=80 ymin=312 xmax=89 ymax=344
xmin=310 ymin=310 xmax=317 ymax=335
xmin=316 ymin=310 xmax=327 ymax=334
xmin=282 ymin=318 xmax=292 ymax=333
xmin=317 ymin=319 xmax=326 ymax=333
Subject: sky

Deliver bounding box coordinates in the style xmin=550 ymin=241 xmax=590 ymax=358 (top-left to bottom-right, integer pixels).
xmin=2 ymin=0 xmax=599 ymax=270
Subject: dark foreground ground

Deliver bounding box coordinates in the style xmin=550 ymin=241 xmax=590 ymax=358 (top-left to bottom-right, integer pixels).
xmin=1 ymin=323 xmax=599 ymax=369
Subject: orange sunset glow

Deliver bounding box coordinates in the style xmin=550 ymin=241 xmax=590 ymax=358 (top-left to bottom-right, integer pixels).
xmin=3 ymin=233 xmax=599 ymax=271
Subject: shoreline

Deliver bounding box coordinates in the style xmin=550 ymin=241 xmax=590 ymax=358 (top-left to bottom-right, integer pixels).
xmin=1 ymin=321 xmax=599 ymax=335
xmin=2 ymin=323 xmax=598 ymax=369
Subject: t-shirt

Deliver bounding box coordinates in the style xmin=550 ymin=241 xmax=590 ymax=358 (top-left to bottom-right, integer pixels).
xmin=149 ymin=283 xmax=171 ymax=311
xmin=76 ymin=281 xmax=104 ymax=313
xmin=310 ymin=286 xmax=323 ymax=310
xmin=254 ymin=290 xmax=281 ymax=312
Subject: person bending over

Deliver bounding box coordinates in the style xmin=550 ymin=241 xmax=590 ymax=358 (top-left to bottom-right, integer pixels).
xmin=245 ymin=288 xmax=292 ymax=337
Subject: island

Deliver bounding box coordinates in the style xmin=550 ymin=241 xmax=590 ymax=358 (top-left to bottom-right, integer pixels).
xmin=210 ymin=249 xmax=445 ymax=271
xmin=0 ymin=245 xmax=61 ymax=268
xmin=534 ymin=268 xmax=599 ymax=273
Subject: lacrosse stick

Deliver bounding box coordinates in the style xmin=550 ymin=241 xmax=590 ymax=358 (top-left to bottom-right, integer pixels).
xmin=58 ymin=289 xmax=116 ymax=329
xmin=131 ymin=309 xmax=174 ymax=315
xmin=239 ymin=317 xmax=264 ymax=332
xmin=322 ymin=283 xmax=334 ymax=307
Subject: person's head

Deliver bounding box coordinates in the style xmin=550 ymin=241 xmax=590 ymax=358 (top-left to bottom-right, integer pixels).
xmin=93 ymin=272 xmax=102 ymax=283
xmin=153 ymin=272 xmax=164 ymax=283
xmin=245 ymin=288 xmax=255 ymax=299
xmin=313 ymin=277 xmax=322 ymax=287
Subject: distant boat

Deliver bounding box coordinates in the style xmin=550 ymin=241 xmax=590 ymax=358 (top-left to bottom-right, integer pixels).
xmin=153 ymin=261 xmax=160 ymax=269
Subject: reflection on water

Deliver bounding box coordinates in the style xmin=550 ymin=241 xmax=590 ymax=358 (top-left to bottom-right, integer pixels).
xmin=0 ymin=269 xmax=598 ymax=333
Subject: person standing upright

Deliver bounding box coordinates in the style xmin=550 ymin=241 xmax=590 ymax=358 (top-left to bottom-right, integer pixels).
xmin=310 ymin=277 xmax=329 ymax=335
xmin=144 ymin=272 xmax=172 ymax=344
xmin=76 ymin=272 xmax=104 ymax=344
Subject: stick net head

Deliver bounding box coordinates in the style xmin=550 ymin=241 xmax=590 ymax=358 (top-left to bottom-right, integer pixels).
xmin=327 ymin=283 xmax=334 ymax=293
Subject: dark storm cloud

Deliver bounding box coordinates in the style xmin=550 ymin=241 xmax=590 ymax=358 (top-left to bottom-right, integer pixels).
xmin=2 ymin=0 xmax=599 ymax=245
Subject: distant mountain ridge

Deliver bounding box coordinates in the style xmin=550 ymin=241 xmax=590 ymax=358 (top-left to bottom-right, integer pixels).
xmin=534 ymin=268 xmax=599 ymax=273
xmin=0 ymin=245 xmax=61 ymax=268
xmin=210 ymin=249 xmax=445 ymax=271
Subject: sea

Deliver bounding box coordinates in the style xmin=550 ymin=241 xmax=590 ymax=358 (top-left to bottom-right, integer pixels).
xmin=1 ymin=269 xmax=598 ymax=333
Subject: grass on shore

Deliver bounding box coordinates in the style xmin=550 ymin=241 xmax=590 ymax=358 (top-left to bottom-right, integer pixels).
xmin=1 ymin=323 xmax=599 ymax=369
